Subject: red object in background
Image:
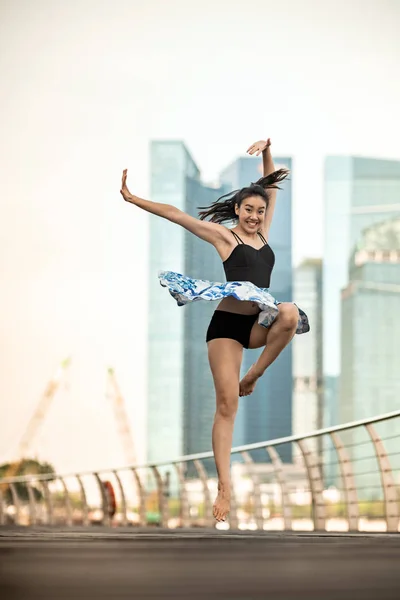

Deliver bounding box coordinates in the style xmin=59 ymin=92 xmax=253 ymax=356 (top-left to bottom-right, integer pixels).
xmin=103 ymin=481 xmax=117 ymax=517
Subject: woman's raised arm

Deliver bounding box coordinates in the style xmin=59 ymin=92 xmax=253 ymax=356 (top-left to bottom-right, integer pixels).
xmin=120 ymin=169 xmax=230 ymax=247
xmin=247 ymin=139 xmax=278 ymax=239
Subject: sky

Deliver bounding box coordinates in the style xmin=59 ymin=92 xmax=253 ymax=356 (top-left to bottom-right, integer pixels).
xmin=1 ymin=0 xmax=400 ymax=474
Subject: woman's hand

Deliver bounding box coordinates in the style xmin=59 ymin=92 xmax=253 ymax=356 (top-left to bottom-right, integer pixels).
xmin=120 ymin=169 xmax=133 ymax=202
xmin=246 ymin=139 xmax=271 ymax=156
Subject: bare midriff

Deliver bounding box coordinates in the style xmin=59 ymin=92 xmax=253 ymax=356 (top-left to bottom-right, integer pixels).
xmin=216 ymin=296 xmax=260 ymax=315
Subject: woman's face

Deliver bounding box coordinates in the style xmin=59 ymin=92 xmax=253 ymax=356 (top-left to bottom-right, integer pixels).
xmin=235 ymin=195 xmax=267 ymax=234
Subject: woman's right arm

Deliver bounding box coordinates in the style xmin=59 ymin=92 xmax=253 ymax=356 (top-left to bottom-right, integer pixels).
xmin=120 ymin=169 xmax=230 ymax=247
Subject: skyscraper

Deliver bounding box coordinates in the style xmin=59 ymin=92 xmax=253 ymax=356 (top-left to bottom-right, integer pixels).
xmin=323 ymin=157 xmax=400 ymax=426
xmin=147 ymin=141 xmax=224 ymax=463
xmin=339 ymin=217 xmax=400 ymax=494
xmin=220 ymin=156 xmax=294 ymax=460
xmin=292 ymin=259 xmax=323 ymax=454
xmin=340 ymin=217 xmax=400 ymax=423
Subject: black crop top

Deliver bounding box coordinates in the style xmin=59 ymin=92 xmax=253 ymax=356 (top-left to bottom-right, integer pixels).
xmin=223 ymin=231 xmax=275 ymax=289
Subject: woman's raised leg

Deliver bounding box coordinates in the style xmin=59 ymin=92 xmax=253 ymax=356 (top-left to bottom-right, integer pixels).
xmin=239 ymin=303 xmax=299 ymax=396
xmin=208 ymin=338 xmax=243 ymax=522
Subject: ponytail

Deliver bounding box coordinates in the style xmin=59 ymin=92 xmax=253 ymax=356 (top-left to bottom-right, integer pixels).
xmin=197 ymin=188 xmax=241 ymax=224
xmin=254 ymin=168 xmax=290 ymax=190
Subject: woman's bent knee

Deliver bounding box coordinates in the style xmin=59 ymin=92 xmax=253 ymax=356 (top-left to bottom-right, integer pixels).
xmin=216 ymin=394 xmax=238 ymax=420
xmin=277 ymin=303 xmax=298 ymax=331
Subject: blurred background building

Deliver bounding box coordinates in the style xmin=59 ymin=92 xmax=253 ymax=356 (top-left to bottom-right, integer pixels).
xmin=147 ymin=141 xmax=224 ymax=463
xmin=323 ymin=156 xmax=400 ymax=427
xmin=292 ymin=258 xmax=323 ymax=463
xmin=340 ymin=217 xmax=400 ymax=423
xmin=339 ymin=217 xmax=400 ymax=494
xmin=323 ymin=157 xmax=400 ymax=491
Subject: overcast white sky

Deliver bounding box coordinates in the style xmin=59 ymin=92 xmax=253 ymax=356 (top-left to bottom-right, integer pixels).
xmin=1 ymin=0 xmax=399 ymax=473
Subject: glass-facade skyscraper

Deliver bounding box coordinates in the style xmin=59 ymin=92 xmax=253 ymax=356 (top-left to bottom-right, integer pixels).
xmin=323 ymin=156 xmax=400 ymax=426
xmin=220 ymin=156 xmax=293 ymax=461
xmin=292 ymin=259 xmax=323 ymax=454
xmin=147 ymin=141 xmax=224 ymax=463
xmin=340 ymin=217 xmax=400 ymax=423
xmin=340 ymin=217 xmax=400 ymax=494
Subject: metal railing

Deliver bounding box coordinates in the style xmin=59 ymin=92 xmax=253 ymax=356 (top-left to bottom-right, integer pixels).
xmin=1 ymin=410 xmax=400 ymax=532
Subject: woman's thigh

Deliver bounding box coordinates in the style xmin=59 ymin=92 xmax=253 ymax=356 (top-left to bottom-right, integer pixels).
xmin=207 ymin=338 xmax=243 ymax=402
xmin=247 ymin=320 xmax=269 ymax=350
xmin=247 ymin=303 xmax=298 ymax=349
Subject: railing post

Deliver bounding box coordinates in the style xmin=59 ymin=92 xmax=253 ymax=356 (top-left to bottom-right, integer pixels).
xmin=113 ymin=470 xmax=128 ymax=527
xmin=94 ymin=473 xmax=110 ymax=526
xmin=76 ymin=475 xmax=89 ymax=526
xmin=329 ymin=432 xmax=359 ymax=531
xmin=151 ymin=466 xmax=169 ymax=528
xmin=266 ymin=446 xmax=292 ymax=530
xmin=365 ymin=423 xmax=399 ymax=532
xmin=41 ymin=480 xmax=54 ymax=526
xmin=193 ymin=459 xmax=213 ymax=527
xmin=59 ymin=477 xmax=73 ymax=526
xmin=26 ymin=481 xmax=37 ymax=526
xmin=9 ymin=483 xmax=21 ymax=525
xmin=131 ymin=468 xmax=146 ymax=526
xmin=174 ymin=462 xmax=190 ymax=528
xmin=297 ymin=439 xmax=326 ymax=531
xmin=241 ymin=451 xmax=263 ymax=530
xmin=0 ymin=487 xmax=5 ymax=525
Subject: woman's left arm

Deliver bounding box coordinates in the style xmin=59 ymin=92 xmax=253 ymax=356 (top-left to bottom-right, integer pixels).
xmin=247 ymin=138 xmax=276 ymax=239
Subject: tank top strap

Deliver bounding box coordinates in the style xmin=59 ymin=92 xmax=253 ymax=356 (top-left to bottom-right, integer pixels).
xmin=231 ymin=230 xmax=244 ymax=245
xmin=257 ymin=231 xmax=268 ymax=245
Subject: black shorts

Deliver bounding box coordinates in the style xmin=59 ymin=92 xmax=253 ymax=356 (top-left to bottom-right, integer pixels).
xmin=206 ymin=310 xmax=259 ymax=349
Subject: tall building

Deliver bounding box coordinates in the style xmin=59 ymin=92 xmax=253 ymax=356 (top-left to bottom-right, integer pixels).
xmin=340 ymin=217 xmax=400 ymax=422
xmin=292 ymin=259 xmax=323 ymax=460
xmin=339 ymin=217 xmax=400 ymax=494
xmin=323 ymin=157 xmax=400 ymax=426
xmin=220 ymin=156 xmax=294 ymax=461
xmin=147 ymin=141 xmax=224 ymax=463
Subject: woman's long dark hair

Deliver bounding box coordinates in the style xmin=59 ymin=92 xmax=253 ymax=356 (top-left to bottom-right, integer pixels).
xmin=198 ymin=168 xmax=289 ymax=224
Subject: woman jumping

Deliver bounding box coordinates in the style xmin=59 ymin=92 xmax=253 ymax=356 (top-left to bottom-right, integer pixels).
xmin=120 ymin=138 xmax=309 ymax=523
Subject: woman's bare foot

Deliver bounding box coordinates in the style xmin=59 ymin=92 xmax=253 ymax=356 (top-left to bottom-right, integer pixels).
xmin=213 ymin=484 xmax=231 ymax=522
xmin=239 ymin=364 xmax=261 ymax=397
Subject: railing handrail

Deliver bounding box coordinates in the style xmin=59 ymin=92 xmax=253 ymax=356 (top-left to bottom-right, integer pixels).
xmin=1 ymin=408 xmax=400 ymax=485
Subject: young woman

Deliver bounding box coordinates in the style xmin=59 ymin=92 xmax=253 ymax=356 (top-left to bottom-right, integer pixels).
xmin=120 ymin=138 xmax=309 ymax=523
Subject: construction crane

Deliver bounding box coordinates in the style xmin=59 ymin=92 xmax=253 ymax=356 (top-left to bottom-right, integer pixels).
xmin=3 ymin=357 xmax=71 ymax=481
xmin=106 ymin=367 xmax=137 ymax=466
